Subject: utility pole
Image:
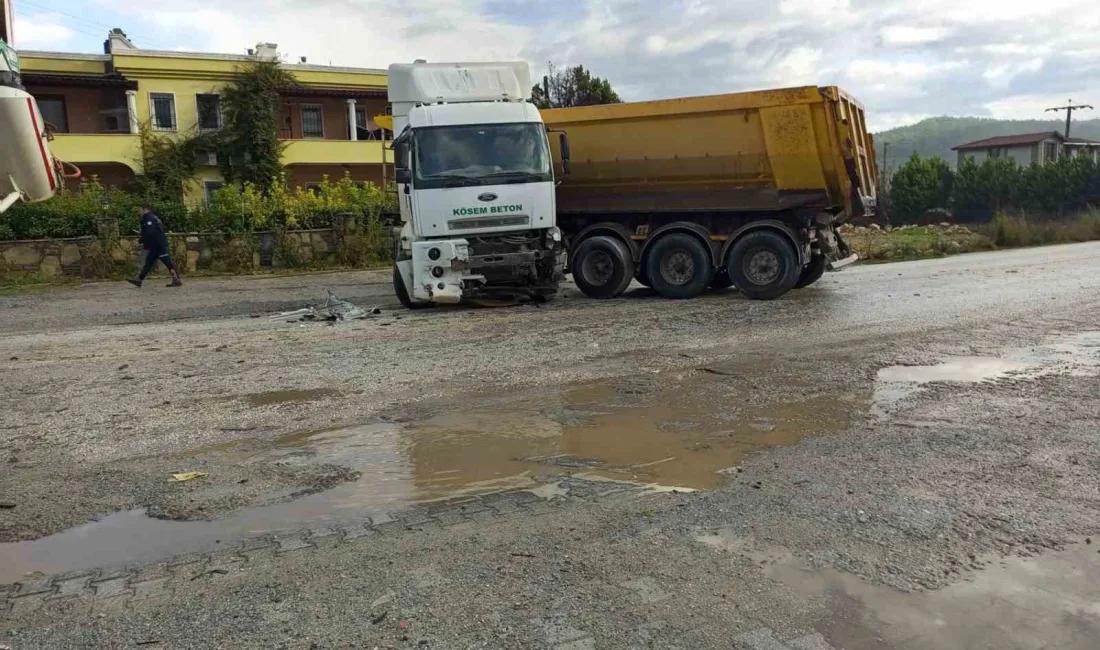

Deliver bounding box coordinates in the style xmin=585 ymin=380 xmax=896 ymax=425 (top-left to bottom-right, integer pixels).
xmin=1 ymin=0 xmax=14 ymax=45
xmin=1046 ymin=99 xmax=1094 ymax=138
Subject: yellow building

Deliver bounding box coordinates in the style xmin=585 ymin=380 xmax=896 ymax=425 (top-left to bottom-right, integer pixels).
xmin=19 ymin=29 xmax=390 ymax=204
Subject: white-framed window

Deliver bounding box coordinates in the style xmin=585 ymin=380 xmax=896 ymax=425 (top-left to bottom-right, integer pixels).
xmin=301 ymin=104 xmax=324 ymax=139
xmin=196 ymin=93 xmax=222 ymax=130
xmin=149 ymin=92 xmax=177 ymax=131
xmin=204 ymin=180 xmax=224 ymax=203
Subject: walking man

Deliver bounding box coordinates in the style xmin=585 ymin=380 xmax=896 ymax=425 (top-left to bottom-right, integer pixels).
xmin=127 ymin=206 xmax=183 ymax=288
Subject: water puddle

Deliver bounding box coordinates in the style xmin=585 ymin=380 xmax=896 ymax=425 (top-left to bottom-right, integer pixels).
xmin=875 ymin=331 xmax=1100 ymax=414
xmin=1 ymin=373 xmax=858 ymax=583
xmin=246 ymin=388 xmax=341 ymax=407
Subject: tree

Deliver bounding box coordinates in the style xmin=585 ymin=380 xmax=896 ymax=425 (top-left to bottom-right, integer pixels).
xmin=888 ymin=154 xmax=954 ymax=223
xmin=218 ymin=61 xmax=298 ymax=191
xmin=531 ymin=63 xmax=621 ymax=109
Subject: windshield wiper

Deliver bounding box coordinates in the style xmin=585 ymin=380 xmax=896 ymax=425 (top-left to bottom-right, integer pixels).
xmin=423 ymin=172 xmax=482 ymax=187
xmin=482 ymin=171 xmax=546 ymax=182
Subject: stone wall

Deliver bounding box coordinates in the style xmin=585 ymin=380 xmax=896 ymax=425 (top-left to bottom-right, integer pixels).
xmin=0 ymin=228 xmax=354 ymax=279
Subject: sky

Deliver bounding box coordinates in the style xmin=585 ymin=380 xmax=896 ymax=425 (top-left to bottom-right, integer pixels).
xmin=9 ymin=0 xmax=1100 ymax=131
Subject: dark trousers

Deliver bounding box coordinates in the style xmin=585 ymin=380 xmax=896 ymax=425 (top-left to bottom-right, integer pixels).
xmin=139 ymin=250 xmax=177 ymax=280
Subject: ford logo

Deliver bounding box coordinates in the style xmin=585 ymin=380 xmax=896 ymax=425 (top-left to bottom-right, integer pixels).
xmin=477 ymin=193 xmax=498 ymax=202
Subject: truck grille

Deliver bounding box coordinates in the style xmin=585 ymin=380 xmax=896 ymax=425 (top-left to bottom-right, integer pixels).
xmin=448 ymin=215 xmax=529 ymax=230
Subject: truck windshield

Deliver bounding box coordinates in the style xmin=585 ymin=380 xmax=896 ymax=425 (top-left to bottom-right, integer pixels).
xmin=413 ymin=123 xmax=552 ymax=189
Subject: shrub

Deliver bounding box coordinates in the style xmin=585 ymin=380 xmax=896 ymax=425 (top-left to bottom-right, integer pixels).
xmin=889 ymin=154 xmax=953 ymax=223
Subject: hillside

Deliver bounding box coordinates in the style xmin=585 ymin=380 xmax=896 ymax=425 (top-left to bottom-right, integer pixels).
xmin=875 ymin=116 xmax=1100 ymax=171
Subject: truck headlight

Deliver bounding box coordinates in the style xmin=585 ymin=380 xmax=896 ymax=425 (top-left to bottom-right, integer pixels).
xmin=547 ymin=227 xmax=562 ymax=242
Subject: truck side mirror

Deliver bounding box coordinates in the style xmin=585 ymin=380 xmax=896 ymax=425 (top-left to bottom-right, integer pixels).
xmin=558 ymin=132 xmax=571 ymax=175
xmin=395 ymin=167 xmax=412 ymax=185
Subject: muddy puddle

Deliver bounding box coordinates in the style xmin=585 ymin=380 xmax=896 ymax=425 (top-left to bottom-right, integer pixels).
xmin=245 ymin=388 xmax=341 ymax=406
xmin=1 ymin=371 xmax=858 ymax=582
xmin=874 ymin=331 xmax=1100 ymax=414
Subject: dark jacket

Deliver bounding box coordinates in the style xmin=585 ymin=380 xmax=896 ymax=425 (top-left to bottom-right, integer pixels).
xmin=139 ymin=213 xmax=170 ymax=254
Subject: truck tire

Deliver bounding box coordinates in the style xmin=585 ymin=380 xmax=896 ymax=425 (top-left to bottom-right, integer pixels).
xmin=726 ymin=230 xmax=800 ymax=300
xmin=572 ymin=236 xmax=634 ymax=299
xmin=645 ymin=233 xmax=713 ymax=299
xmin=393 ymin=265 xmax=431 ymax=310
xmin=794 ymin=254 xmax=827 ymax=289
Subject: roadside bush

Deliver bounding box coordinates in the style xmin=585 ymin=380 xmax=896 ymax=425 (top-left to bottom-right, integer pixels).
xmin=888 ymin=154 xmax=953 ymax=224
xmin=2 ymin=173 xmax=396 ymax=241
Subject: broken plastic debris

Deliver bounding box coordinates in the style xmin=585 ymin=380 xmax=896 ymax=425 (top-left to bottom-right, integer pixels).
xmin=170 ymin=471 xmax=208 ymax=482
xmin=271 ymin=291 xmax=380 ymax=323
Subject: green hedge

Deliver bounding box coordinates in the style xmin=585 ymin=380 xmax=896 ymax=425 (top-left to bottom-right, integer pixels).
xmin=1 ymin=174 xmax=398 ymax=241
xmin=889 ymin=153 xmax=1100 ymax=224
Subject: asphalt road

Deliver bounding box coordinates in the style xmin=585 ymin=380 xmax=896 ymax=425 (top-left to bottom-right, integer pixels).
xmin=3 ymin=243 xmax=1100 ymax=649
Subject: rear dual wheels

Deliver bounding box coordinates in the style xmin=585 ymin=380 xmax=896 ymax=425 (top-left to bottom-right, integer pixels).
xmin=571 ymin=236 xmax=635 ymax=299
xmin=645 ymin=233 xmax=712 ymax=299
xmin=726 ymin=230 xmax=800 ymax=300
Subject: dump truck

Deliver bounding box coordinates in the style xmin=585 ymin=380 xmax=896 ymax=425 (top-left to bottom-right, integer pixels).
xmin=542 ymin=86 xmax=877 ymax=300
xmin=388 ymin=61 xmax=566 ymax=308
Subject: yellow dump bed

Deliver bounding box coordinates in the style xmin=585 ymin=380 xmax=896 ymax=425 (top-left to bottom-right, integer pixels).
xmin=541 ymin=86 xmax=877 ymax=221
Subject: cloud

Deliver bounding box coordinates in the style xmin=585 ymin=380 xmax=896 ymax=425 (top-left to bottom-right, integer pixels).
xmin=13 ymin=13 xmax=77 ymax=49
xmin=73 ymin=0 xmax=1100 ymax=131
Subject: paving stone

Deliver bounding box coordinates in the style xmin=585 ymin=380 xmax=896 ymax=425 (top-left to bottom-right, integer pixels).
xmin=523 ymin=501 xmax=558 ymax=516
xmin=92 ymin=576 xmax=132 ymax=599
xmin=167 ymin=554 xmax=207 ymax=572
xmin=433 ymin=510 xmax=470 ymax=527
xmin=789 ymin=632 xmax=836 ymax=650
xmin=405 ymin=520 xmax=445 ymax=534
xmin=340 ymin=523 xmax=376 ymax=541
xmin=458 ymin=502 xmax=489 ymax=515
xmin=239 ymin=536 xmax=276 ymax=553
xmin=9 ymin=593 xmax=49 ymax=615
xmin=50 ymin=575 xmax=93 ymax=599
xmin=130 ymin=577 xmax=170 ymax=601
xmin=13 ymin=577 xmax=54 ymax=597
xmin=274 ymin=533 xmax=314 ymax=554
xmin=512 ymin=491 xmax=543 ymax=504
xmin=734 ymin=628 xmax=793 ymax=650
xmin=466 ymin=509 xmax=499 ymax=524
xmin=374 ymin=521 xmax=407 ymax=536
xmin=486 ymin=498 xmax=522 ymax=515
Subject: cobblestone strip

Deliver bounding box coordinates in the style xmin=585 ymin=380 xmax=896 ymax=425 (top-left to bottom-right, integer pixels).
xmin=0 ymin=477 xmax=648 ymax=619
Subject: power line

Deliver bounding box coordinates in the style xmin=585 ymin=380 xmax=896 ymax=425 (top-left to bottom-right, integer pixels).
xmin=15 ymin=0 xmax=180 ymax=51
xmin=1045 ymin=99 xmax=1094 ymax=139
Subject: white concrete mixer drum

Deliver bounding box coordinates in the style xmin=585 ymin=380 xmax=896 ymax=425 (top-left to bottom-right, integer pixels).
xmin=0 ymin=84 xmax=59 ymax=212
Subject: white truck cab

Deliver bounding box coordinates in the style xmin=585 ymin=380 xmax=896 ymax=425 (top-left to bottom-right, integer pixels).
xmin=388 ymin=61 xmax=565 ymax=307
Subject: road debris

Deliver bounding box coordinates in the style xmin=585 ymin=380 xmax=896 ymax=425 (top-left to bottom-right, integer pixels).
xmin=0 ymin=501 xmax=16 ymax=509
xmin=170 ymin=471 xmax=208 ymax=482
xmin=270 ymin=290 xmax=381 ymax=323
xmin=371 ymin=611 xmax=389 ymax=625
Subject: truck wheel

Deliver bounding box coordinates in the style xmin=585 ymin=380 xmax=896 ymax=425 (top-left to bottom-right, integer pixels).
xmin=794 ymin=254 xmax=827 ymax=289
xmin=726 ymin=231 xmax=799 ymax=300
xmin=645 ymin=233 xmax=712 ymax=299
xmin=393 ymin=265 xmax=431 ymax=310
xmin=572 ymin=236 xmax=634 ymax=299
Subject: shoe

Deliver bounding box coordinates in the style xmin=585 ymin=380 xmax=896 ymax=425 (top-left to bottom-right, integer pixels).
xmin=126 ymin=278 xmax=142 ymax=288
xmin=167 ymin=280 xmax=183 ymax=288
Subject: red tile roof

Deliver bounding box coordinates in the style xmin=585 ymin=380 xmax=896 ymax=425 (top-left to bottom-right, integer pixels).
xmin=952 ymin=132 xmax=1063 ymax=150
